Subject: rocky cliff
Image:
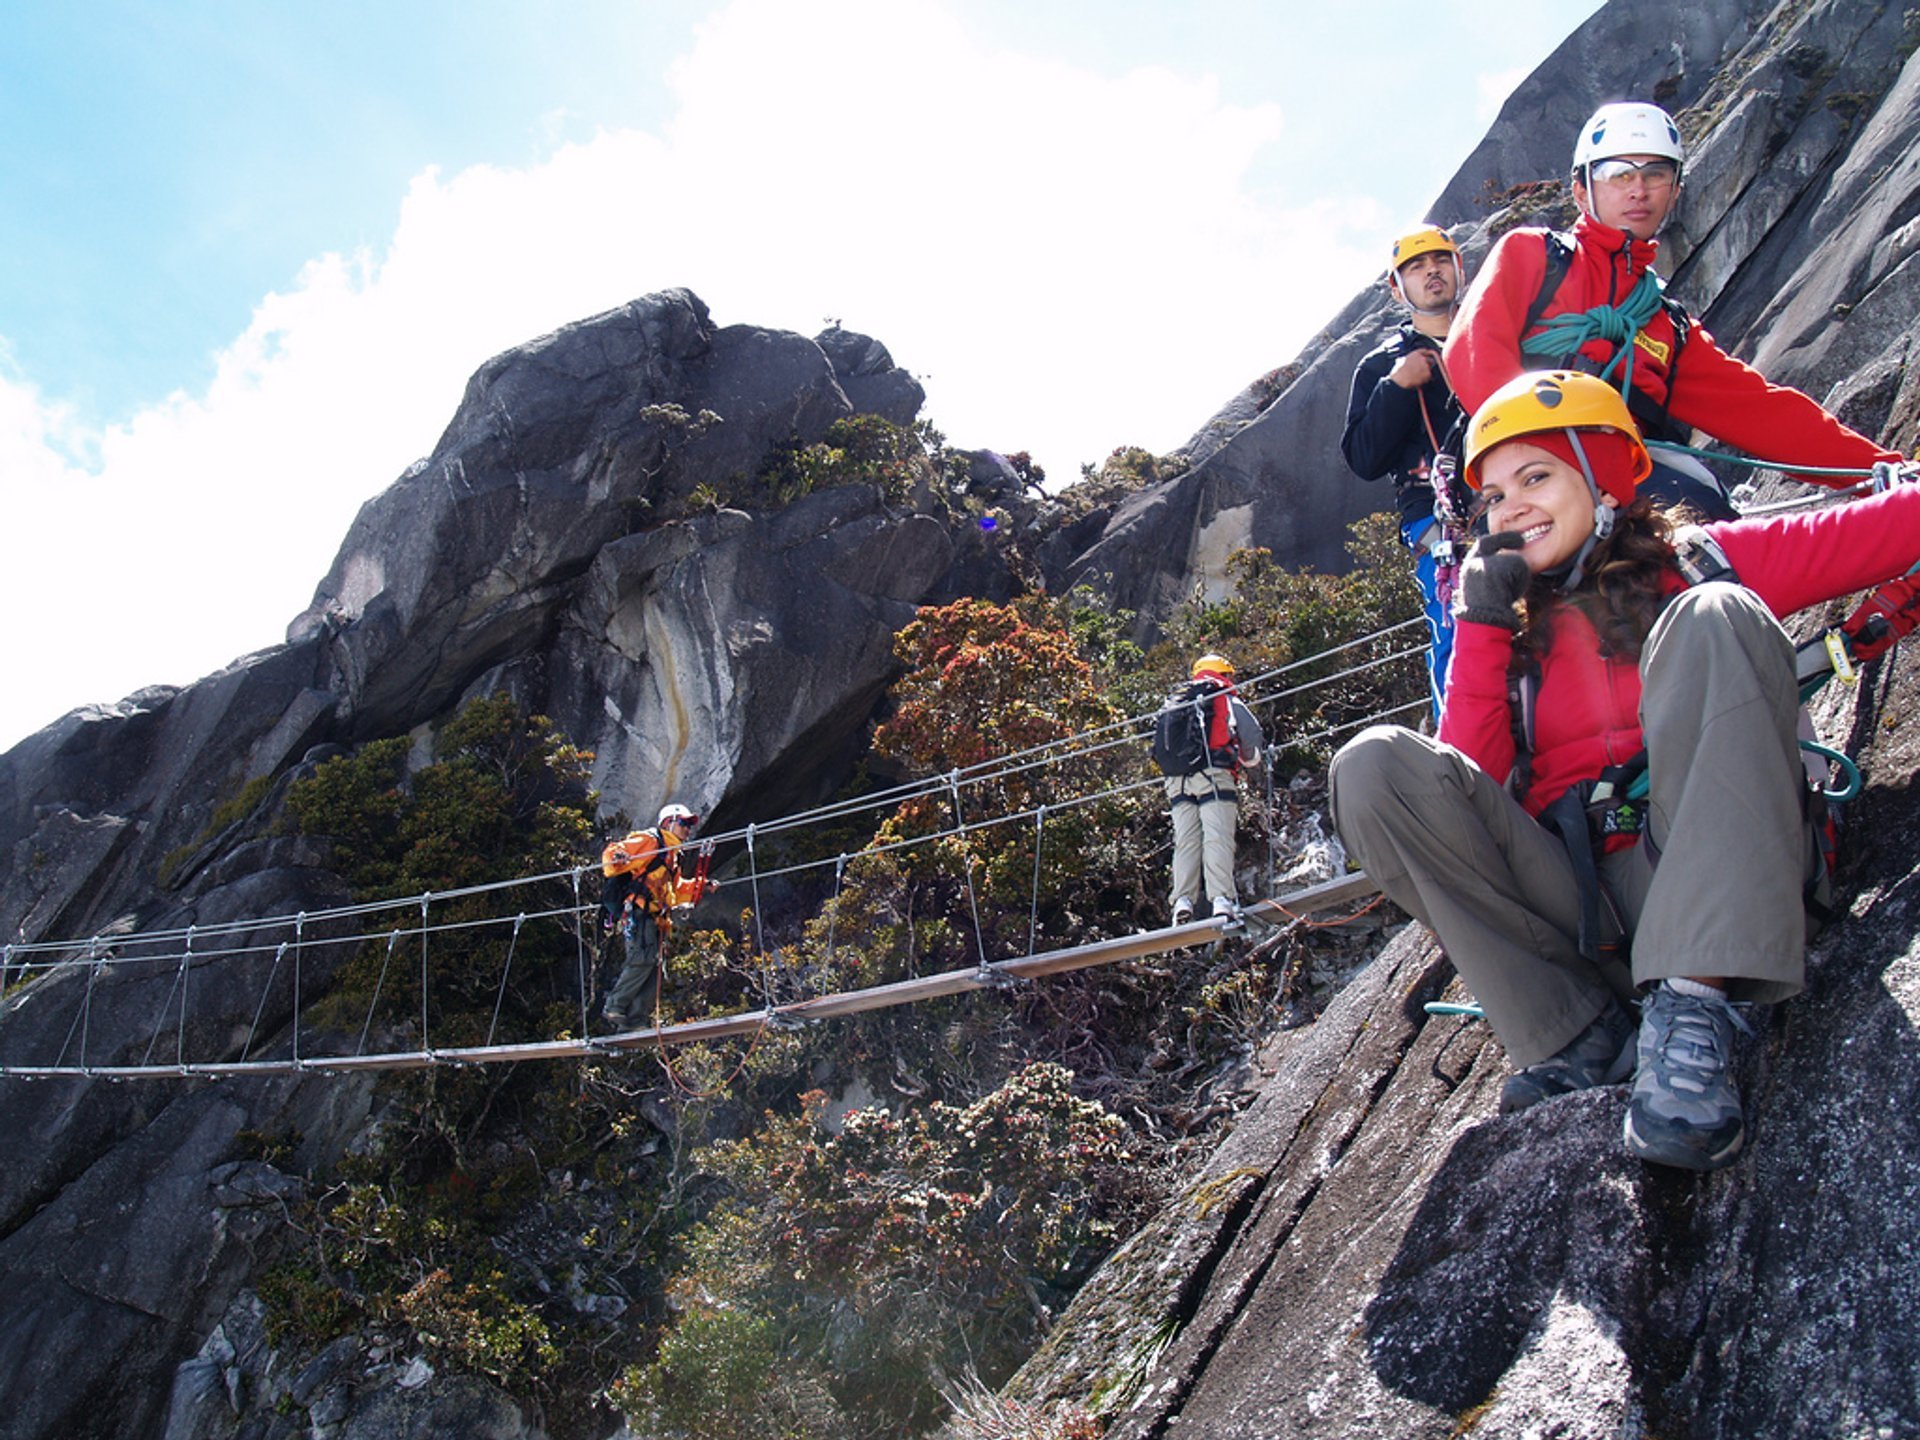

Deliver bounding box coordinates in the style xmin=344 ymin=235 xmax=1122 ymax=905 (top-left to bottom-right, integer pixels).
xmin=4 ymin=0 xmax=1920 ymax=1436
xmin=1002 ymin=0 xmax=1920 ymax=1435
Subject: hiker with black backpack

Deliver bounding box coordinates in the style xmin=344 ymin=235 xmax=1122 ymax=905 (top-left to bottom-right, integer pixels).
xmin=1327 ymin=371 xmax=1920 ymax=1172
xmin=1154 ymin=654 xmax=1265 ymax=926
xmin=1445 ymin=101 xmax=1901 ymax=521
xmin=1342 ymin=225 xmax=1470 ymax=720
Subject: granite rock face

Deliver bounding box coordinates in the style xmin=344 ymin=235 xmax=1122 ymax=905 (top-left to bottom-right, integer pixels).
xmin=0 ymin=292 xmax=963 ymax=1440
xmin=5 ymin=1 xmax=1920 ymax=1437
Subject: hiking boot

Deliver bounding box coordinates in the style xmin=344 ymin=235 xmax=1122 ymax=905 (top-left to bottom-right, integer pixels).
xmin=1623 ymin=981 xmax=1752 ymax=1171
xmin=1211 ymin=896 xmax=1239 ymax=919
xmin=1171 ymin=898 xmax=1194 ymax=926
xmin=599 ymin=1009 xmax=631 ymax=1035
xmin=1499 ymin=998 xmax=1636 ymax=1114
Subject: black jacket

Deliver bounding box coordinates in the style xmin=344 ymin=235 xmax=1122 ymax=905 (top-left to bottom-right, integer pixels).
xmin=1340 ymin=325 xmax=1463 ymax=530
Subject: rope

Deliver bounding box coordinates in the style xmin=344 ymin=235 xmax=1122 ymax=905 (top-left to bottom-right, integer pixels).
xmin=824 ymin=854 xmax=846 ymax=977
xmin=1521 ymin=268 xmax=1665 ymax=390
xmin=292 ymin=913 xmax=305 ymax=1068
xmin=1647 ymin=439 xmax=1883 ymax=483
xmin=52 ymin=939 xmax=100 ymax=1070
xmin=572 ymin=870 xmax=591 ymax=1041
xmin=744 ymin=824 xmax=767 ymax=957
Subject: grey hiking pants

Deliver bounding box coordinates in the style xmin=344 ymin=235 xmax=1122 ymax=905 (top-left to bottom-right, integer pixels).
xmin=1167 ymin=767 xmax=1240 ymax=908
xmin=1328 ymin=583 xmax=1807 ymax=1067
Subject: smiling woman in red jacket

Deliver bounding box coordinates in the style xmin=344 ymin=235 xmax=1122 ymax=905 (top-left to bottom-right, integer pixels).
xmin=1328 ymin=370 xmax=1920 ymax=1173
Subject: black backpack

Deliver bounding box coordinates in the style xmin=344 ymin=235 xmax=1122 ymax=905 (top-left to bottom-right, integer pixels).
xmin=1151 ymin=682 xmax=1218 ymax=776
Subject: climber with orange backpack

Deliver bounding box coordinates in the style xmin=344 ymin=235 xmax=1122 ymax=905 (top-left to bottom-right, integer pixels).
xmin=597 ymin=803 xmax=717 ymax=1031
xmin=1152 ymin=654 xmax=1265 ymax=926
xmin=1328 ymin=370 xmax=1920 ymax=1172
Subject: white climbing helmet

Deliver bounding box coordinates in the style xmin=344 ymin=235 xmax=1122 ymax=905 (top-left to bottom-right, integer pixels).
xmin=657 ymin=803 xmax=699 ymax=834
xmin=1572 ymin=102 xmax=1684 ymax=171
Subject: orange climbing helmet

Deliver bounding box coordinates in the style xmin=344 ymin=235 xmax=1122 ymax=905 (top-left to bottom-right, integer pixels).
xmin=1191 ymin=653 xmax=1235 ymax=680
xmin=1387 ymin=224 xmax=1459 ymax=273
xmin=1460 ymin=370 xmax=1652 ymax=506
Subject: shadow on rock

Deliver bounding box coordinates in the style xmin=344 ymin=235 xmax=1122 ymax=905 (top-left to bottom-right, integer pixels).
xmin=1362 ymin=1092 xmax=1651 ymax=1413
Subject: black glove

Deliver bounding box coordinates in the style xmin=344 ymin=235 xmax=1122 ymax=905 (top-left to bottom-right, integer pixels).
xmin=1453 ymin=531 xmax=1532 ymax=630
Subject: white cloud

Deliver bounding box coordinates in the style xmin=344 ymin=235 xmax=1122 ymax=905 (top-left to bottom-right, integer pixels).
xmin=0 ymin=0 xmax=1388 ymax=751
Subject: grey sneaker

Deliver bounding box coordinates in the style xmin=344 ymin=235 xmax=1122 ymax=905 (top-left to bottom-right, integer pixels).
xmin=1171 ymin=899 xmax=1194 ymax=926
xmin=1623 ymin=982 xmax=1754 ymax=1171
xmin=1499 ymin=999 xmax=1636 ymax=1114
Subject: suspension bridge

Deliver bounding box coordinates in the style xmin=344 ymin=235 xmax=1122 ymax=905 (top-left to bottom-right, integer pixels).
xmin=0 ymin=454 xmax=1895 ymax=1086
xmin=0 ymin=618 xmax=1426 ymax=1083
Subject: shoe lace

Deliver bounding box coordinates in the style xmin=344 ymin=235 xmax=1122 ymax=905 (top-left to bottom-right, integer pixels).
xmin=1649 ymin=987 xmax=1753 ymax=1093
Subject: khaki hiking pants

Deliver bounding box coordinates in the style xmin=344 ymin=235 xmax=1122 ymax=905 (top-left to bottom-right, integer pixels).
xmin=1167 ymin=767 xmax=1240 ymax=909
xmin=1329 ymin=583 xmax=1807 ymax=1067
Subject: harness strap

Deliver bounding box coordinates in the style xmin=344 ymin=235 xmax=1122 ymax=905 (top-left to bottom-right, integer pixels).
xmin=1520 ymin=230 xmax=1692 ymax=443
xmin=1171 ymin=784 xmax=1237 ymax=808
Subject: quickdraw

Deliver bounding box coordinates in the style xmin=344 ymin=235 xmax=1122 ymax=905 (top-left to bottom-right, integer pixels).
xmin=1426 ymin=451 xmax=1472 ymax=614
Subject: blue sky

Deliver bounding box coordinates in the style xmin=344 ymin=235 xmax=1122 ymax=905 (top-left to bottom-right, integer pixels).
xmin=0 ymin=0 xmax=1604 ymax=749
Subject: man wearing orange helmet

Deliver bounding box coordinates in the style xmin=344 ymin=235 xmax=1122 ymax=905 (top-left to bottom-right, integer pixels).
xmin=1330 ymin=371 xmax=1920 ymax=1171
xmin=1342 ymin=224 xmax=1469 ymax=718
xmin=1153 ymin=654 xmax=1264 ymax=925
xmin=1445 ymin=101 xmax=1900 ymax=517
xmin=597 ymin=802 xmax=716 ymax=1030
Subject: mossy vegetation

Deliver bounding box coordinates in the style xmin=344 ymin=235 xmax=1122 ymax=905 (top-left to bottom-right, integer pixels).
xmin=247 ymin=525 xmax=1421 ymax=1437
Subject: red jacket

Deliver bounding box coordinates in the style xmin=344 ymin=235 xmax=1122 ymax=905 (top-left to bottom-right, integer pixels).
xmin=1444 ymin=215 xmax=1899 ymax=485
xmin=1438 ymin=485 xmax=1920 ymax=816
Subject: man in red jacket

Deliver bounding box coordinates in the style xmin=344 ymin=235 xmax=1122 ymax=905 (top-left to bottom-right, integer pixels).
xmin=1444 ymin=101 xmax=1900 ymax=517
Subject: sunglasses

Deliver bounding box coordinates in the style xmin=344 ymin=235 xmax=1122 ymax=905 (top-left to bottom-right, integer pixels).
xmin=1589 ymin=158 xmax=1679 ymax=188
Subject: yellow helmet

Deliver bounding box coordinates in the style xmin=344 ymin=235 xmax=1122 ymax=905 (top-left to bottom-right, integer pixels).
xmin=1461 ymin=371 xmax=1652 ymax=503
xmin=1388 ymin=225 xmax=1459 ymax=273
xmin=1191 ymin=653 xmax=1234 ymax=680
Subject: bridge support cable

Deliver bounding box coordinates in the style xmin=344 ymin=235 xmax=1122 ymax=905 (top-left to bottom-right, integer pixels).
xmin=419 ymin=895 xmax=433 ymax=1060
xmin=823 ymin=853 xmax=848 ymax=991
xmin=2 ymin=614 xmax=1431 ymax=975
xmin=141 ymin=926 xmax=185 ymax=1069
xmin=359 ymin=929 xmax=401 ymax=1057
xmin=293 ymin=913 xmax=308 ymax=1068
xmin=571 ymin=870 xmax=592 ymax=1041
xmin=947 ymin=772 xmax=993 ymax=982
xmin=0 ymin=873 xmax=1383 ymax=1082
xmin=1027 ymin=806 xmax=1047 ymax=958
xmin=486 ymin=914 xmax=527 ymax=1048
xmin=242 ymin=943 xmax=289 ymax=1065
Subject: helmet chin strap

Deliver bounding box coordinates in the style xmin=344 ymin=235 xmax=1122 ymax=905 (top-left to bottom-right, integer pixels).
xmin=1559 ymin=428 xmax=1614 ymax=592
